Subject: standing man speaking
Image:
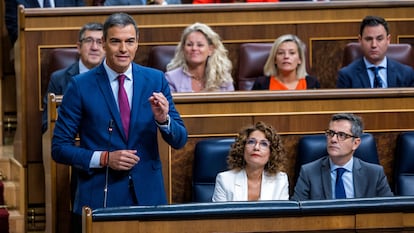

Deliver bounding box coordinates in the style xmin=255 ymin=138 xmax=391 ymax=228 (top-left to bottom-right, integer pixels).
xmin=52 ymin=12 xmax=188 ymax=232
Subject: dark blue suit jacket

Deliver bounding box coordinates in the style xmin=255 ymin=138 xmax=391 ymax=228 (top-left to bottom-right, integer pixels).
xmin=52 ymin=62 xmax=188 ymax=214
xmin=42 ymin=62 xmax=80 ymax=133
xmin=337 ymin=57 xmax=414 ymax=88
xmin=5 ymin=0 xmax=85 ymax=44
xmin=292 ymin=156 xmax=393 ymax=201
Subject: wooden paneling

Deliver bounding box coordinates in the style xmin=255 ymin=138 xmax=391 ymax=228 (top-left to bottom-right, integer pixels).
xmin=15 ymin=1 xmax=414 ymax=230
xmin=164 ymin=89 xmax=414 ymax=203
xmin=81 ymin=203 xmax=414 ymax=233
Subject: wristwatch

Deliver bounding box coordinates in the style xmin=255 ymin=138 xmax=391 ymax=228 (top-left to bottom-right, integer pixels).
xmin=157 ymin=115 xmax=169 ymax=125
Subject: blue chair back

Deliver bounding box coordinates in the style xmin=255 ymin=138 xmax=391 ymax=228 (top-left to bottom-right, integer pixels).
xmin=394 ymin=132 xmax=414 ymax=196
xmin=192 ymin=138 xmax=235 ymax=202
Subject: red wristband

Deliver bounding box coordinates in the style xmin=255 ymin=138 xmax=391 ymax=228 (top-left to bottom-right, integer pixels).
xmin=100 ymin=151 xmax=109 ymax=167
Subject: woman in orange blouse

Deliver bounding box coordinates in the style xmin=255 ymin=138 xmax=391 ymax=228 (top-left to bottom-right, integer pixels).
xmin=193 ymin=0 xmax=277 ymax=3
xmin=252 ymin=34 xmax=320 ymax=90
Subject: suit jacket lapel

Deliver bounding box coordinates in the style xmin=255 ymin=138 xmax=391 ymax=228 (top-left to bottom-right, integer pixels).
xmin=386 ymin=58 xmax=397 ymax=87
xmin=352 ymin=158 xmax=365 ymax=198
xmin=321 ymin=157 xmax=332 ymax=199
xmin=67 ymin=62 xmax=79 ymax=76
xmin=128 ymin=64 xmax=147 ymax=143
xmin=234 ymin=170 xmax=246 ymax=201
xmin=357 ymin=59 xmax=372 ymax=88
xmin=260 ymin=172 xmax=274 ymax=200
xmin=95 ymin=65 xmax=127 ymax=141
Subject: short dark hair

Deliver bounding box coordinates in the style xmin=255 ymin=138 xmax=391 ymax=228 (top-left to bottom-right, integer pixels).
xmin=330 ymin=113 xmax=364 ymax=138
xmin=78 ymin=22 xmax=103 ymax=41
xmin=359 ymin=15 xmax=389 ymax=36
xmin=103 ymin=13 xmax=139 ymax=40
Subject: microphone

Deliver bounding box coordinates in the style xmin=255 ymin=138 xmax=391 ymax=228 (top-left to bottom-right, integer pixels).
xmin=103 ymin=119 xmax=114 ymax=208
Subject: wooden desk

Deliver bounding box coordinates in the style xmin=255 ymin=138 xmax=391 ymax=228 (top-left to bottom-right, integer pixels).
xmin=165 ymin=88 xmax=414 ymax=203
xmin=44 ymin=89 xmax=414 ymax=233
xmin=81 ymin=197 xmax=414 ymax=233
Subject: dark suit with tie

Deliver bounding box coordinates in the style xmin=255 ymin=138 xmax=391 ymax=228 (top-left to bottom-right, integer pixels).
xmin=52 ymin=62 xmax=188 ymax=215
xmin=337 ymin=57 xmax=414 ymax=88
xmin=5 ymin=0 xmax=85 ymax=44
xmin=42 ymin=62 xmax=80 ymax=133
xmin=291 ymin=156 xmax=393 ymax=201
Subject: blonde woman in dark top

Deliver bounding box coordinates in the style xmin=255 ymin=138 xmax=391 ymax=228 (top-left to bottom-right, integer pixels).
xmin=252 ymin=34 xmax=320 ymax=90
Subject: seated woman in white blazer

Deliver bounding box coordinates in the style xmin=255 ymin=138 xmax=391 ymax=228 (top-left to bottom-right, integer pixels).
xmin=212 ymin=121 xmax=289 ymax=202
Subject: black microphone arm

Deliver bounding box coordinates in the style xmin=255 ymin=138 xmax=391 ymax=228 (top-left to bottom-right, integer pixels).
xmin=103 ymin=119 xmax=114 ymax=208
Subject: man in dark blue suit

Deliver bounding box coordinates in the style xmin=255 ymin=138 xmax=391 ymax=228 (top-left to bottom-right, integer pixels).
xmin=42 ymin=22 xmax=105 ymax=133
xmin=42 ymin=22 xmax=104 ymax=233
xmin=5 ymin=0 xmax=85 ymax=45
xmin=337 ymin=16 xmax=414 ymax=88
xmin=52 ymin=13 xmax=188 ymax=233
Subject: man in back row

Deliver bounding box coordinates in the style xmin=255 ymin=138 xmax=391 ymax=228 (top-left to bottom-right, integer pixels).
xmin=337 ymin=15 xmax=414 ymax=88
xmin=42 ymin=22 xmax=105 ymax=133
xmin=292 ymin=113 xmax=393 ymax=201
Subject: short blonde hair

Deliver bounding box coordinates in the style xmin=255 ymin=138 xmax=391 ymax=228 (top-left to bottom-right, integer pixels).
xmin=263 ymin=34 xmax=307 ymax=79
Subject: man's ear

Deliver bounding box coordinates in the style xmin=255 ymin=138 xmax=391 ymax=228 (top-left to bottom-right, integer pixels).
xmin=352 ymin=137 xmax=361 ymax=151
xmin=76 ymin=42 xmax=82 ymax=54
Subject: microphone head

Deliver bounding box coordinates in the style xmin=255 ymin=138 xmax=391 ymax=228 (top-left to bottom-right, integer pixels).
xmin=108 ymin=119 xmax=114 ymax=132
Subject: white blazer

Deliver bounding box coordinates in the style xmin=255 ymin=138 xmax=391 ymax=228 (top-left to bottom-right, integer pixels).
xmin=212 ymin=169 xmax=289 ymax=202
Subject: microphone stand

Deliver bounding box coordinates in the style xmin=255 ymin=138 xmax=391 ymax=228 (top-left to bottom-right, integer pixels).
xmin=103 ymin=120 xmax=113 ymax=208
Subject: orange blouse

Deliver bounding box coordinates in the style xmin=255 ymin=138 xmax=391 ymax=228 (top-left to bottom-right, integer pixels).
xmin=193 ymin=0 xmax=278 ymax=3
xmin=269 ymin=76 xmax=307 ymax=90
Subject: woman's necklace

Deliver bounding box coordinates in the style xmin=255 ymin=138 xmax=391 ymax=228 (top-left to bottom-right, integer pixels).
xmin=191 ymin=75 xmax=204 ymax=89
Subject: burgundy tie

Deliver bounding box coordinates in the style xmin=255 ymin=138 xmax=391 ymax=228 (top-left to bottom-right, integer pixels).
xmin=118 ymin=74 xmax=130 ymax=139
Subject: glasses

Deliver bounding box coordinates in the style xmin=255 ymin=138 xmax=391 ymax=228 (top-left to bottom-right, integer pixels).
xmin=245 ymin=138 xmax=270 ymax=150
xmin=80 ymin=37 xmax=103 ymax=46
xmin=325 ymin=129 xmax=357 ymax=141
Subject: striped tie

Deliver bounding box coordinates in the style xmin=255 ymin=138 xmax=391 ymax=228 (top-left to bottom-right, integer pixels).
xmin=369 ymin=66 xmax=383 ymax=88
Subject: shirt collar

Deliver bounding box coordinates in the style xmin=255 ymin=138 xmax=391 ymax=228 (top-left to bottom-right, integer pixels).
xmin=78 ymin=59 xmax=90 ymax=74
xmin=363 ymin=56 xmax=387 ymax=69
xmin=102 ymin=58 xmax=133 ymax=82
xmin=330 ymin=156 xmax=354 ymax=172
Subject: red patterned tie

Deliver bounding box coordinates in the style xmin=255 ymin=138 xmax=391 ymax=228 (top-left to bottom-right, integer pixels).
xmin=118 ymin=74 xmax=130 ymax=139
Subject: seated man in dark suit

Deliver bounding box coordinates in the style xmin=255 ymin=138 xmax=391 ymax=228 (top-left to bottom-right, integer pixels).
xmin=337 ymin=16 xmax=414 ymax=88
xmin=292 ymin=113 xmax=393 ymax=201
xmin=42 ymin=22 xmax=105 ymax=133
